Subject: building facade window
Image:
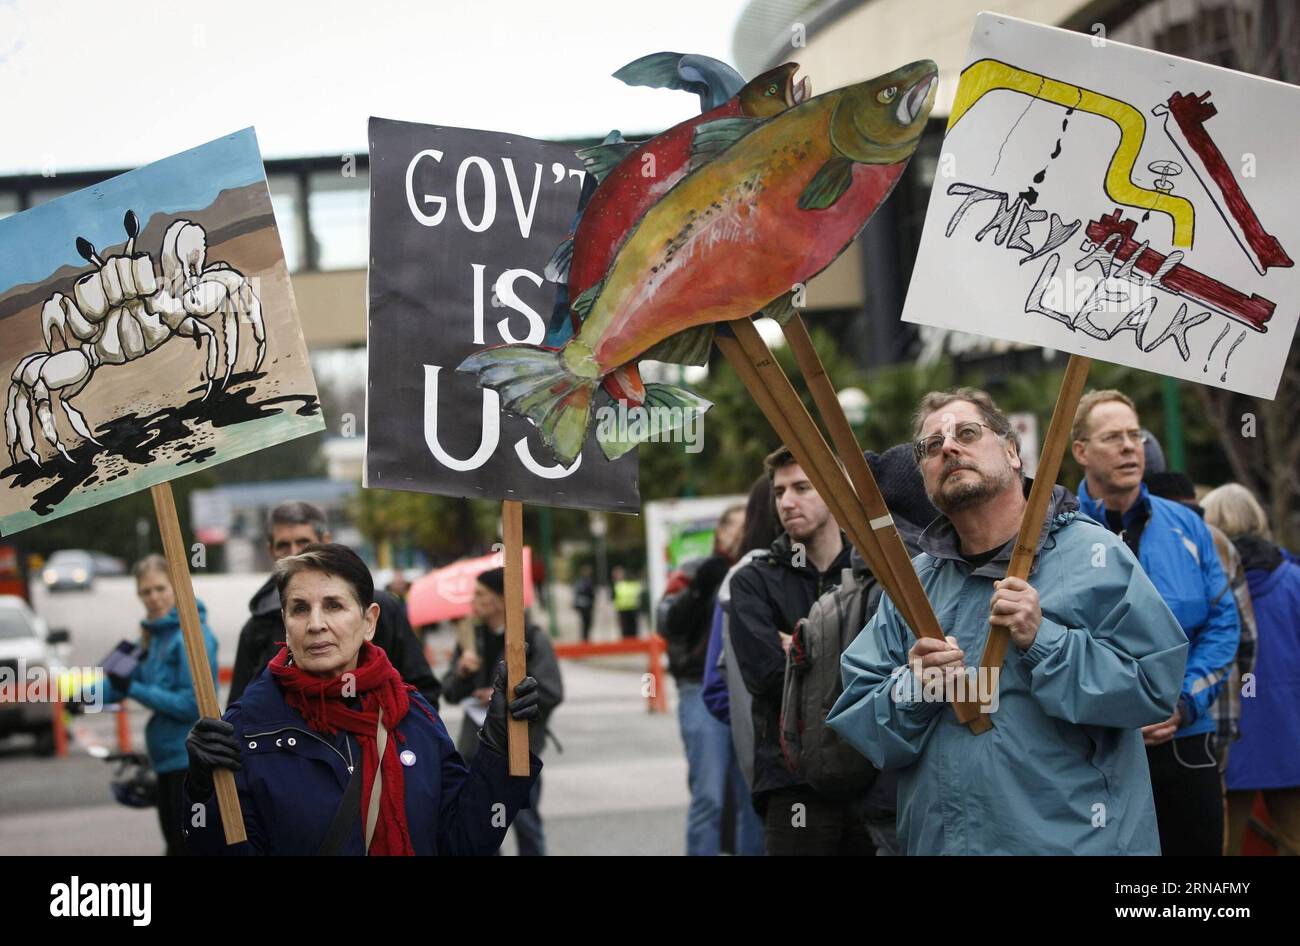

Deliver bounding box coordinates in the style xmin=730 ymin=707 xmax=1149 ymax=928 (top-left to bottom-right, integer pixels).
xmin=308 ymin=169 xmax=369 ymax=271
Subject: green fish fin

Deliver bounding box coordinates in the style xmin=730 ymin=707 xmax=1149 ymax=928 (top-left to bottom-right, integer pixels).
xmin=544 ymin=237 xmax=574 ymax=283
xmin=596 ymin=383 xmax=713 ymax=460
xmin=690 ymin=117 xmax=761 ymax=168
xmin=798 ymin=156 xmax=855 ymax=210
xmin=571 ymin=278 xmax=604 ymax=323
xmin=640 ymin=324 xmax=715 ymax=367
xmin=578 ymin=141 xmax=638 ymax=182
xmin=759 ymin=291 xmax=798 ymax=326
xmin=458 ymin=345 xmax=597 ymax=466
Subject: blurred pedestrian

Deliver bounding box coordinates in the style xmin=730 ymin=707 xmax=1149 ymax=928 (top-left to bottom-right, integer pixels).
xmin=183 ymin=544 xmax=540 ymax=855
xmin=660 ymin=503 xmax=747 ymax=855
xmin=386 ymin=570 xmax=411 ymax=601
xmin=573 ymin=565 xmax=595 ymax=643
xmin=1202 ymin=483 xmax=1300 ymax=856
xmin=1073 ymin=390 xmax=1238 ymax=856
xmin=228 ymin=501 xmax=439 ymax=708
xmin=442 ymin=567 xmax=563 ymax=855
xmin=701 ymin=476 xmax=778 ymax=856
xmin=101 ymin=554 xmax=218 ymax=856
xmin=612 ymin=566 xmax=643 ymax=639
xmin=1146 ymin=470 xmax=1258 ymax=770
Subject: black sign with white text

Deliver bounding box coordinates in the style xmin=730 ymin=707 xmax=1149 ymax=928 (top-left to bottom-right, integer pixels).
xmin=365 ymin=117 xmax=639 ymax=512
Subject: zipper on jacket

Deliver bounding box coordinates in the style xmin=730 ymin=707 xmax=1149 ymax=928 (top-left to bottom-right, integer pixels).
xmin=243 ymin=726 xmax=355 ymax=774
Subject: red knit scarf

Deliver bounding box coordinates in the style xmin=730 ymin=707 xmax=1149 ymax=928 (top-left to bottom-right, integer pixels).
xmin=269 ymin=641 xmax=433 ymax=856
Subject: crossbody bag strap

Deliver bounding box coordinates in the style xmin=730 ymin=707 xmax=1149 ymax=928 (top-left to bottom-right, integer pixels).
xmin=364 ymin=706 xmax=387 ymax=854
xmin=317 ymin=743 xmax=361 ymax=856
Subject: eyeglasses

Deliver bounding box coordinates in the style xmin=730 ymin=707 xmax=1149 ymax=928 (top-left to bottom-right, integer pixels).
xmin=913 ymin=421 xmax=1003 ymax=461
xmin=1081 ymin=428 xmax=1149 ymax=448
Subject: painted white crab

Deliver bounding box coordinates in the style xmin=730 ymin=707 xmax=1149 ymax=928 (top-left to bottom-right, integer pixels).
xmin=5 ymin=210 xmax=266 ymax=465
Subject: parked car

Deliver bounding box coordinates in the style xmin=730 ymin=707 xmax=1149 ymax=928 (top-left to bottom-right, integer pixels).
xmin=0 ymin=596 xmax=69 ymax=756
xmin=90 ymin=553 xmax=126 ymax=577
xmin=41 ymin=550 xmax=95 ymax=591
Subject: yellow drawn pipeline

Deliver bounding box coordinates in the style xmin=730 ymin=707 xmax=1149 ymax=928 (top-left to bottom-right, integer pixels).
xmin=949 ymin=59 xmax=1195 ymax=247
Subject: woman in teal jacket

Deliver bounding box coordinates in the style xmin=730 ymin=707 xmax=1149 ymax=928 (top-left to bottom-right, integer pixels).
xmin=102 ymin=555 xmax=219 ymax=855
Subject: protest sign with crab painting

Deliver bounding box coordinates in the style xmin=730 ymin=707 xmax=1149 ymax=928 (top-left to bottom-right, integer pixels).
xmin=902 ymin=13 xmax=1300 ymax=399
xmin=0 ymin=128 xmax=324 ymax=535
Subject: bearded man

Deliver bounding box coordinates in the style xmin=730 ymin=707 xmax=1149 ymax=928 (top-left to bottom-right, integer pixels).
xmin=827 ymin=388 xmax=1188 ymax=854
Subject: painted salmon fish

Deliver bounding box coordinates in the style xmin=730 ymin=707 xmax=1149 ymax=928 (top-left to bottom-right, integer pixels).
xmin=462 ymin=59 xmax=938 ymax=466
xmin=547 ymin=58 xmax=808 ymax=406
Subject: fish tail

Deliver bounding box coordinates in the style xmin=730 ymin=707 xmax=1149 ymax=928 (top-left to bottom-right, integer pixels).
xmin=457 ymin=345 xmax=597 ymax=465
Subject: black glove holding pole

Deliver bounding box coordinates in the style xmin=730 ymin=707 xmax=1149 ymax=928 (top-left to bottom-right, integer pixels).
xmin=185 ymin=717 xmax=242 ymax=798
xmin=478 ymin=658 xmax=540 ymax=757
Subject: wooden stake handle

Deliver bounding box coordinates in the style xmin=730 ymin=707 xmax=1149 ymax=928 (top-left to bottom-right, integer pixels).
xmin=720 ymin=320 xmax=980 ymax=725
xmin=781 ymin=316 xmax=953 ymax=642
xmin=149 ymin=482 xmax=246 ymax=845
xmin=501 ymin=500 xmax=531 ymax=777
xmin=955 ymin=355 xmax=1092 ymax=728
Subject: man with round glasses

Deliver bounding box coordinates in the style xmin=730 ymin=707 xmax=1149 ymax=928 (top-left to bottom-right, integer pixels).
xmin=828 ymin=387 xmax=1188 ymax=854
xmin=1072 ymin=389 xmax=1240 ymax=856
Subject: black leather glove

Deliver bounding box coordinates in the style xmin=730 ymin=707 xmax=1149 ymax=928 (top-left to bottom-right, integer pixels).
xmin=185 ymin=717 xmax=242 ymax=799
xmin=479 ymin=658 xmax=541 ymax=757
xmin=107 ymin=672 xmax=132 ymax=695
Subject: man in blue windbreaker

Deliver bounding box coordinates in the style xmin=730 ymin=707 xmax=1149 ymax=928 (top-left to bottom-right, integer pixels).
xmin=828 ymin=388 xmax=1188 ymax=854
xmin=1072 ymin=389 xmax=1240 ymax=856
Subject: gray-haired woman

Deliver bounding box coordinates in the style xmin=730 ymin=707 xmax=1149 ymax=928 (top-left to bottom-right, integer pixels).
xmin=183 ymin=543 xmax=541 ymax=855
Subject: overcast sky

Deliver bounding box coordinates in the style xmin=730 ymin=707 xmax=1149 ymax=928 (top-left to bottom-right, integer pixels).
xmin=0 ymin=0 xmax=751 ymax=176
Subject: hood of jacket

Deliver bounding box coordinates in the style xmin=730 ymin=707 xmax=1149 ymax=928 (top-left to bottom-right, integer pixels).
xmin=1235 ymin=534 xmax=1284 ymax=575
xmin=918 ymin=481 xmax=1080 ymax=579
xmin=249 ymin=574 xmax=281 ymax=618
xmin=142 ymin=600 xmax=209 ymax=638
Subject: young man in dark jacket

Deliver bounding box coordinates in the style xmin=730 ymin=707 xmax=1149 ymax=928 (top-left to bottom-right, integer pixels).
xmin=227 ymin=501 xmax=440 ymax=708
xmin=442 ymin=567 xmax=564 ymax=855
xmin=728 ymin=446 xmax=864 ymax=855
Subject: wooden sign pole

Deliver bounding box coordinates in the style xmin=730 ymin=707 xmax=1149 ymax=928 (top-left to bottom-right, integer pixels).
xmin=718 ymin=319 xmax=981 ymax=725
xmin=149 ymin=482 xmax=247 ymax=845
xmin=953 ymin=354 xmax=1092 ymax=729
xmin=781 ymin=316 xmax=955 ymax=640
xmin=501 ymin=500 xmax=531 ymax=776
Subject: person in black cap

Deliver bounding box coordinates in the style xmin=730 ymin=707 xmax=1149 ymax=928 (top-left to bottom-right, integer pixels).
xmin=442 ymin=567 xmax=563 ymax=855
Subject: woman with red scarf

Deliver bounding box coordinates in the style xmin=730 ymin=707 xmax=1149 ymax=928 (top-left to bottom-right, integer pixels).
xmin=181 ymin=544 xmax=540 ymax=855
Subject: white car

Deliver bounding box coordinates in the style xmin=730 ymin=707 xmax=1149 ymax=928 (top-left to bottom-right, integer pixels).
xmin=0 ymin=596 xmax=70 ymax=756
xmin=41 ymin=549 xmax=96 ymax=592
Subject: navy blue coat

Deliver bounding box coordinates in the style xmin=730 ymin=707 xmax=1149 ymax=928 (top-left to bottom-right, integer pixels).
xmin=182 ymin=671 xmax=539 ymax=856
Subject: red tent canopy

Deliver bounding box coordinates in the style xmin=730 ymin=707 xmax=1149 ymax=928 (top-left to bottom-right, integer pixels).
xmin=407 ymin=547 xmax=533 ymax=627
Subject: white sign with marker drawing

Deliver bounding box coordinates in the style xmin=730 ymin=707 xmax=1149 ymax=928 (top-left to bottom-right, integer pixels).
xmin=902 ymin=13 xmax=1300 ymax=398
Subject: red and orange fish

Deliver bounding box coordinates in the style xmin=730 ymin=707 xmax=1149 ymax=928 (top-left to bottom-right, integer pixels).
xmin=548 ymin=59 xmax=808 ymax=405
xmin=462 ymin=59 xmax=938 ymax=465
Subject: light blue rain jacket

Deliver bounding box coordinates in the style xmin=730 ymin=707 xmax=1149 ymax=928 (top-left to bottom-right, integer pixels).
xmin=827 ymin=486 xmax=1188 ymax=855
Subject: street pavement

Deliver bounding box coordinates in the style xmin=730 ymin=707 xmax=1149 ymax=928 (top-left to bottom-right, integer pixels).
xmin=2 ymin=577 xmax=692 ymax=855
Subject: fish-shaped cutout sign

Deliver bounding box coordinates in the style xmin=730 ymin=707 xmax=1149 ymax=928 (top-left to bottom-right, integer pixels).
xmin=547 ymin=59 xmax=809 ymax=407
xmin=461 ymin=59 xmax=938 ymax=466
